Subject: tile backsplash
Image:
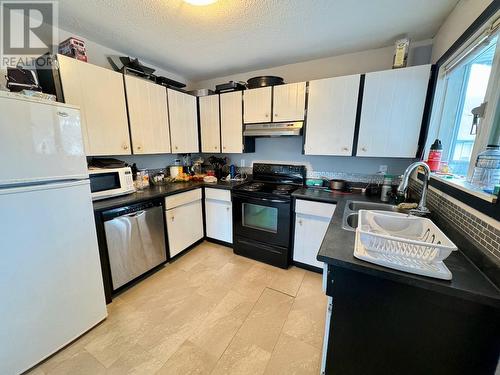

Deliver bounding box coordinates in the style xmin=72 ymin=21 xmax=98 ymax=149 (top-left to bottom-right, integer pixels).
xmin=409 ymin=179 xmax=500 ymax=263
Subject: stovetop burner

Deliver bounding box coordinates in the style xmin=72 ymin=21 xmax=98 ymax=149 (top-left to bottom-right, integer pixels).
xmin=239 ymin=182 xmax=265 ymax=192
xmin=235 ymin=182 xmax=300 ymax=196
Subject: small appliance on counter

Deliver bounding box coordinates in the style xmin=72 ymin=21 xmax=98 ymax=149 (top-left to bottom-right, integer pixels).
xmin=232 ymin=163 xmax=306 ymax=268
xmin=88 ymin=167 xmax=135 ymax=201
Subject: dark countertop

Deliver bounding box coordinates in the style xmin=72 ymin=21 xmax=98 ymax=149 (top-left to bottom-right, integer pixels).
xmin=316 ymin=196 xmax=500 ymax=308
xmin=94 ymin=183 xmax=500 ymax=307
xmin=92 ymin=180 xmax=246 ymax=211
xmin=292 ymin=187 xmax=361 ymax=204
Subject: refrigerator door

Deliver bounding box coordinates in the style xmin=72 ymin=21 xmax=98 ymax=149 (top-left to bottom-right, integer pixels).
xmin=0 ymin=180 xmax=107 ymax=375
xmin=0 ymin=93 xmax=87 ymax=187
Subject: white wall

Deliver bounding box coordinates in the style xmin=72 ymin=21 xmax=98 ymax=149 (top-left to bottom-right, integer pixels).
xmin=220 ymin=137 xmax=415 ymax=176
xmin=190 ymin=40 xmax=433 ymax=90
xmin=431 ymin=0 xmax=494 ymax=63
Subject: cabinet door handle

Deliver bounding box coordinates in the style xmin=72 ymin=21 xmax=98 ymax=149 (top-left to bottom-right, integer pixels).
xmin=171 ymin=216 xmax=174 ymax=222
xmin=214 ymin=146 xmax=218 ymax=150
xmin=226 ymin=207 xmax=230 ymax=211
xmin=265 ymin=113 xmax=269 ymax=118
xmin=361 ymin=147 xmax=367 ymax=152
xmin=298 ymin=219 xmax=303 ymax=226
xmin=123 ymin=144 xmax=129 ymax=150
xmin=57 ymin=111 xmax=68 ymax=117
xmin=137 ymin=145 xmax=142 ymax=150
xmin=175 ymin=146 xmax=178 ymax=150
xmin=342 ymin=147 xmax=349 ymax=151
xmin=274 ymin=113 xmax=278 ymax=117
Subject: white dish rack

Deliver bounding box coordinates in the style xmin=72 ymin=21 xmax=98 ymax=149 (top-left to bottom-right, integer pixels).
xmin=353 ymin=210 xmax=458 ymax=280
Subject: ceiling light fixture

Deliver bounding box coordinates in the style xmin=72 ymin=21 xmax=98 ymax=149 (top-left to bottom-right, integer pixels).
xmin=183 ymin=0 xmax=217 ymax=5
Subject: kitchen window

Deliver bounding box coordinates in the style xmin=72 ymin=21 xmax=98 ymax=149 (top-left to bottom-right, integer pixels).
xmin=428 ymin=13 xmax=500 ymax=191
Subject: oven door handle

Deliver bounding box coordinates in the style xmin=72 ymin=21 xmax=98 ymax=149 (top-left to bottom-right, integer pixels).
xmin=236 ymin=196 xmax=288 ymax=204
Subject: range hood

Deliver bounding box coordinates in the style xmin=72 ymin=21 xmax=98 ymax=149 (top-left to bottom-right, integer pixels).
xmin=243 ymin=122 xmax=303 ymax=137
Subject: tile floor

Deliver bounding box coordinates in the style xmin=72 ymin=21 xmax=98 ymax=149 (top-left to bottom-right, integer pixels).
xmin=28 ymin=241 xmax=327 ymax=375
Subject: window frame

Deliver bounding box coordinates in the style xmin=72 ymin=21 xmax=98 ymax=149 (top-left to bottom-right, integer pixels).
xmin=428 ymin=13 xmax=500 ymax=181
xmin=418 ymin=3 xmax=500 ymax=218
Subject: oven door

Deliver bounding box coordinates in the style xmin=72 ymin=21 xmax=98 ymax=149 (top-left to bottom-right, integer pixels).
xmin=232 ymin=193 xmax=291 ymax=247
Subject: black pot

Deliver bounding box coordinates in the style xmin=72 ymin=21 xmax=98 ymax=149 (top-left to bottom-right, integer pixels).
xmin=247 ymin=76 xmax=284 ymax=89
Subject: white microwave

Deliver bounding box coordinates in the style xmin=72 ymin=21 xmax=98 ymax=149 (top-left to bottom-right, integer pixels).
xmin=88 ymin=167 xmax=135 ymax=201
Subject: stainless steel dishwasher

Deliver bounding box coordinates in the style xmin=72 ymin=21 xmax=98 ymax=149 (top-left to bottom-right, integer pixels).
xmin=102 ymin=199 xmax=167 ymax=290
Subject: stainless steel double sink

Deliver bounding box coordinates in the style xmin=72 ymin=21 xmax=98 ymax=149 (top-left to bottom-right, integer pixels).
xmin=342 ymin=200 xmax=406 ymax=231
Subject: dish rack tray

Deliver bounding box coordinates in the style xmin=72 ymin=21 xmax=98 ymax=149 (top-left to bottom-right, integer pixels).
xmin=354 ymin=231 xmax=453 ymax=280
xmin=357 ymin=210 xmax=457 ymax=263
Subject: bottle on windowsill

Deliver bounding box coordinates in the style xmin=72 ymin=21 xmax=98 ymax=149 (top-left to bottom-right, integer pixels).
xmin=427 ymin=139 xmax=443 ymax=172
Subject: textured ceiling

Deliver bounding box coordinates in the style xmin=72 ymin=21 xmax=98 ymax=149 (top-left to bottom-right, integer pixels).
xmin=57 ymin=0 xmax=458 ymax=81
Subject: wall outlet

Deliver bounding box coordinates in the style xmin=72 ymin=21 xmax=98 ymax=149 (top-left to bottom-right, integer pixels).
xmin=240 ymin=159 xmax=246 ymax=167
xmin=379 ymin=165 xmax=388 ymax=174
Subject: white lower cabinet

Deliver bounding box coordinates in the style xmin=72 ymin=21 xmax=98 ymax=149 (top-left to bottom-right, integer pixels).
xmin=293 ymin=200 xmax=336 ymax=268
xmin=165 ymin=189 xmax=204 ymax=258
xmin=204 ymin=188 xmax=232 ymax=243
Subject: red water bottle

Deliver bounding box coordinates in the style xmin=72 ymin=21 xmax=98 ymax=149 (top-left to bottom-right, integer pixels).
xmin=427 ymin=139 xmax=442 ymax=172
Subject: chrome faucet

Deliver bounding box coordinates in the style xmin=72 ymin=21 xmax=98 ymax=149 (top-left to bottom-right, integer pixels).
xmin=397 ymin=161 xmax=431 ymax=216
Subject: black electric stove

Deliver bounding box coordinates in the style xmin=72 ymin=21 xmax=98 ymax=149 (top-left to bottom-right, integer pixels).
xmin=231 ymin=163 xmax=306 ymax=268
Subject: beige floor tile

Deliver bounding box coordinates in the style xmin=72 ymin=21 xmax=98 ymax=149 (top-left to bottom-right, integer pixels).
xmin=189 ymin=290 xmax=256 ymax=359
xmin=231 ymin=263 xmax=278 ymax=301
xmin=298 ymin=271 xmax=324 ymax=297
xmin=104 ymin=344 xmax=164 ymax=374
xmin=264 ymin=333 xmax=321 ymax=375
xmin=38 ymin=325 xmax=102 ymax=374
xmin=43 ymin=350 xmax=106 ymax=375
xmin=235 ymin=288 xmax=294 ymax=352
xmin=135 ymin=292 xmax=221 ymax=362
xmin=282 ymin=274 xmax=327 ymax=349
xmin=210 ymin=336 xmax=272 ymax=375
xmin=24 ymin=367 xmax=46 ymax=375
xmin=27 ymin=243 xmax=326 ymax=375
xmin=269 ymin=266 xmax=306 ymax=297
xmin=156 ymin=340 xmax=218 ymax=375
xmin=281 ymin=306 xmax=326 ymax=350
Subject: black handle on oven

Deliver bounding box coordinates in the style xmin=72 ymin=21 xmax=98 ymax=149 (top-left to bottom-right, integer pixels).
xmin=258 ymin=198 xmax=289 ymax=204
xmin=233 ymin=195 xmax=289 ymax=204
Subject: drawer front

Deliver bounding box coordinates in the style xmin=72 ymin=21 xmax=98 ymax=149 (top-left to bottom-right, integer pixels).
xmin=295 ymin=199 xmax=336 ymax=218
xmin=205 ymin=187 xmax=231 ymax=202
xmin=165 ymin=188 xmax=202 ymax=210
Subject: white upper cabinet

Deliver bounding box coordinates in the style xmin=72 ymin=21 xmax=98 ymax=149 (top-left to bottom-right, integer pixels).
xmin=220 ymin=91 xmax=243 ymax=153
xmin=357 ymin=64 xmax=431 ymax=158
xmin=57 ymin=54 xmax=131 ymax=156
xmin=243 ymin=87 xmax=272 ymax=123
xmin=199 ymin=95 xmax=221 ymax=153
xmin=305 ymin=75 xmax=360 ymax=156
xmin=124 ymin=75 xmax=170 ymax=154
xmin=273 ymin=82 xmax=306 ymax=122
xmin=167 ymin=89 xmax=199 ymax=153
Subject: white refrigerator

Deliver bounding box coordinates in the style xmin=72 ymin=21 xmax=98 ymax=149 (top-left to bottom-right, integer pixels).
xmin=0 ymin=92 xmax=107 ymax=375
